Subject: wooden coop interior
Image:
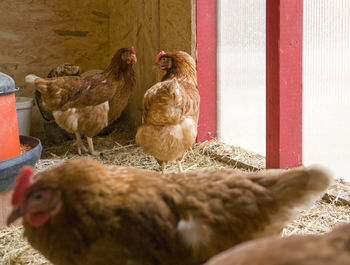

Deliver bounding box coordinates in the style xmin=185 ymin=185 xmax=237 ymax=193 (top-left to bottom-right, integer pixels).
xmin=0 ymin=0 xmax=306 ymax=223
xmin=0 ymin=0 xmax=304 ymax=168
xmin=1 ymin=1 xmax=350 ymax=264
xmin=0 ymin=0 xmax=306 ymax=172
xmin=1 ymin=0 xmax=196 ymax=137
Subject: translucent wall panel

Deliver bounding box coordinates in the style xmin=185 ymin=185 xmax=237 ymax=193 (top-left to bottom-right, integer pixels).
xmin=303 ymin=0 xmax=350 ymax=179
xmin=218 ymin=0 xmax=266 ymax=155
xmin=218 ymin=0 xmax=350 ymax=179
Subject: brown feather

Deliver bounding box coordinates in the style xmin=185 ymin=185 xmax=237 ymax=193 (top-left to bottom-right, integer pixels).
xmin=136 ymin=51 xmax=199 ymax=168
xmin=160 ymin=51 xmax=197 ymax=86
xmin=27 ymin=47 xmax=136 ymax=154
xmin=205 ymin=223 xmax=350 ymax=265
xmin=30 ymin=48 xmax=135 ymax=112
xmin=13 ymin=159 xmax=332 ymax=265
xmin=53 ymin=102 xmax=109 ymax=138
xmin=61 ymin=48 xmax=135 ymax=111
xmin=35 ymin=63 xmax=82 ymax=122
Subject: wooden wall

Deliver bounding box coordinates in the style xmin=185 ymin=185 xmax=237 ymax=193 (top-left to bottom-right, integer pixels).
xmin=109 ymin=0 xmax=196 ymax=129
xmin=0 ymin=0 xmax=110 ymax=136
xmin=0 ymin=0 xmax=195 ymax=136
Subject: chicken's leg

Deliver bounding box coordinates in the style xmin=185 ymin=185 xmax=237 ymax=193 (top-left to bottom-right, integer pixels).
xmin=176 ymin=159 xmax=183 ymax=173
xmin=161 ymin=161 xmax=166 ymax=175
xmin=87 ymin=137 xmax=100 ymax=156
xmin=74 ymin=132 xmax=87 ymax=155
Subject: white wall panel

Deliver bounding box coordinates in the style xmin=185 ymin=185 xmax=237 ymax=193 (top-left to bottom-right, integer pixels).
xmin=218 ymin=0 xmax=266 ymax=155
xmin=303 ymin=0 xmax=350 ymax=179
xmin=218 ymin=0 xmax=350 ymax=179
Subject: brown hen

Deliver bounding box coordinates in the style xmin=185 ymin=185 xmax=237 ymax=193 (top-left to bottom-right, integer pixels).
xmin=156 ymin=50 xmax=197 ymax=85
xmin=204 ymin=223 xmax=350 ymax=265
xmin=35 ymin=63 xmax=81 ymax=122
xmin=26 ymin=47 xmax=136 ymax=155
xmin=136 ymin=51 xmax=199 ymax=174
xmin=7 ymin=159 xmax=331 ymax=265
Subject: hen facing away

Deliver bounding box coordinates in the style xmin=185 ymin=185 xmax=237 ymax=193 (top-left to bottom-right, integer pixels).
xmin=136 ymin=51 xmax=199 ymax=174
xmin=26 ymin=47 xmax=136 ymax=155
xmin=205 ymin=223 xmax=350 ymax=265
xmin=35 ymin=63 xmax=81 ymax=122
xmin=7 ymin=159 xmax=332 ymax=265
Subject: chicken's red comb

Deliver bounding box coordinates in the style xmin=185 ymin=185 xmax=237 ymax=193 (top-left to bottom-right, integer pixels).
xmin=11 ymin=166 xmax=34 ymax=207
xmin=156 ymin=51 xmax=166 ymax=62
xmin=130 ymin=46 xmax=136 ymax=55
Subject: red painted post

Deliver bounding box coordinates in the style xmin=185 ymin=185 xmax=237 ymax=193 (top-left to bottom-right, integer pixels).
xmin=196 ymin=0 xmax=217 ymax=141
xmin=266 ymin=0 xmax=303 ymax=168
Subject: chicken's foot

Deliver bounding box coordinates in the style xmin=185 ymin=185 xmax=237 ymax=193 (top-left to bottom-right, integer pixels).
xmin=176 ymin=160 xmax=183 ymax=173
xmin=74 ymin=132 xmax=87 ymax=155
xmin=87 ymin=137 xmax=100 ymax=156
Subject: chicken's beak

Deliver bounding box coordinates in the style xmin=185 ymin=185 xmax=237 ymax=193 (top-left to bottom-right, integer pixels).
xmin=132 ymin=54 xmax=137 ymax=63
xmin=7 ymin=207 xmax=24 ymax=226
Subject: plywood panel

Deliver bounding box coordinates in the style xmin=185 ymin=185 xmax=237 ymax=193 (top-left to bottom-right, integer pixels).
xmin=160 ymin=0 xmax=196 ymax=57
xmin=109 ymin=0 xmax=160 ymax=129
xmin=0 ymin=0 xmax=110 ymax=136
xmin=0 ymin=0 xmax=195 ymax=135
xmin=109 ymin=0 xmax=195 ymax=129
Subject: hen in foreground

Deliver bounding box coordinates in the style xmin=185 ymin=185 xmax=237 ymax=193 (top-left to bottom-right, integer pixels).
xmin=7 ymin=159 xmax=331 ymax=265
xmin=204 ymin=223 xmax=350 ymax=265
xmin=136 ymin=51 xmax=199 ymax=173
xmin=26 ymin=47 xmax=136 ymax=155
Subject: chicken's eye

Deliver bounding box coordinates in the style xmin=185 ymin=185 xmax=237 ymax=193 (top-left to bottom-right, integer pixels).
xmin=33 ymin=193 xmax=43 ymax=200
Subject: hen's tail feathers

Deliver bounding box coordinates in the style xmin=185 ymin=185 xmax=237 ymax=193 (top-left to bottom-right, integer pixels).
xmin=25 ymin=74 xmax=40 ymax=84
xmin=253 ymin=166 xmax=332 ymax=237
xmin=262 ymin=166 xmax=333 ymax=208
xmin=276 ymin=166 xmax=333 ymax=206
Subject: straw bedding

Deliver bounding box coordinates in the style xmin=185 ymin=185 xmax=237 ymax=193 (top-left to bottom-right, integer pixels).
xmin=1 ymin=127 xmax=349 ymax=264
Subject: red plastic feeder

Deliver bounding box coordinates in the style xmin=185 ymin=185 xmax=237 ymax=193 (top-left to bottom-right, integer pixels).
xmin=0 ymin=73 xmax=20 ymax=161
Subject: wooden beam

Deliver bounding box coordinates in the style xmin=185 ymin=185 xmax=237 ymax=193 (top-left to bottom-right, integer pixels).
xmin=322 ymin=181 xmax=350 ymax=207
xmin=266 ymin=0 xmax=303 ymax=168
xmin=196 ymin=0 xmax=217 ymax=141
